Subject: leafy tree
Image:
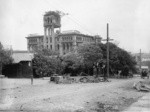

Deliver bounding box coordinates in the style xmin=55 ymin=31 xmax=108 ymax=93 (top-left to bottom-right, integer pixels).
xmin=98 ymin=42 xmax=137 ymax=75
xmin=33 ymin=49 xmax=64 ymax=77
xmin=33 ymin=43 xmax=137 ymax=77
xmin=77 ymin=43 xmax=103 ymax=75
xmin=77 ymin=43 xmax=103 ymax=67
xmin=0 ymin=42 xmax=13 ymax=74
xmin=62 ymin=52 xmax=83 ymax=75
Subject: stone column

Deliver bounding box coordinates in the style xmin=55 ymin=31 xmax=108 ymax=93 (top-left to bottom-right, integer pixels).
xmin=48 ymin=27 xmax=50 ymax=49
xmin=59 ymin=43 xmax=63 ymax=55
xmin=73 ymin=35 xmax=77 ymax=51
xmin=27 ymin=38 xmax=29 ymax=51
xmin=43 ymin=27 xmax=47 ymax=48
xmin=65 ymin=43 xmax=67 ymax=53
xmin=51 ymin=25 xmax=55 ymax=51
xmin=68 ymin=43 xmax=70 ymax=51
xmin=70 ymin=43 xmax=72 ymax=51
xmin=37 ymin=38 xmax=39 ymax=49
xmin=66 ymin=43 xmax=68 ymax=51
xmin=69 ymin=43 xmax=71 ymax=51
xmin=68 ymin=43 xmax=70 ymax=52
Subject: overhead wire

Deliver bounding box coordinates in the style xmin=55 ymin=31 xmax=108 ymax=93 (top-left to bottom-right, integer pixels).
xmin=51 ymin=0 xmax=94 ymax=35
xmin=44 ymin=0 xmax=94 ymax=35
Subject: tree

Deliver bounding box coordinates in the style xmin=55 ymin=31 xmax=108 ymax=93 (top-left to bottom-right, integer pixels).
xmin=62 ymin=52 xmax=83 ymax=75
xmin=33 ymin=49 xmax=64 ymax=77
xmin=98 ymin=42 xmax=137 ymax=76
xmin=33 ymin=43 xmax=137 ymax=77
xmin=0 ymin=42 xmax=13 ymax=74
xmin=77 ymin=43 xmax=103 ymax=67
xmin=77 ymin=43 xmax=103 ymax=75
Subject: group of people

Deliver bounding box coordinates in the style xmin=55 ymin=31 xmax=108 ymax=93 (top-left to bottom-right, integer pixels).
xmin=93 ymin=62 xmax=131 ymax=79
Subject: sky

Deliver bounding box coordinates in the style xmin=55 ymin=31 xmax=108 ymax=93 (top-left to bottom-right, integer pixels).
xmin=0 ymin=0 xmax=150 ymax=53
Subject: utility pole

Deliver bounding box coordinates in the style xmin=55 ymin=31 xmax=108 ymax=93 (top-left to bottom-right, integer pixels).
xmin=102 ymin=23 xmax=113 ymax=80
xmin=140 ymin=49 xmax=142 ymax=72
xmin=28 ymin=50 xmax=33 ymax=85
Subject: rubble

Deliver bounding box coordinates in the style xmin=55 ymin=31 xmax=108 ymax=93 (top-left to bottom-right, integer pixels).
xmin=50 ymin=72 xmax=111 ymax=84
xmin=133 ymin=81 xmax=150 ymax=92
xmin=51 ymin=76 xmax=109 ymax=84
xmin=50 ymin=75 xmax=77 ymax=84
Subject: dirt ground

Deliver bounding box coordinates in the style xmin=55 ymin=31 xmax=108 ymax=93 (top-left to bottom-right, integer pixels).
xmin=0 ymin=76 xmax=149 ymax=112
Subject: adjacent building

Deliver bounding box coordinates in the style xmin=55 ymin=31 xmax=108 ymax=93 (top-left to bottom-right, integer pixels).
xmin=3 ymin=51 xmax=35 ymax=78
xmin=133 ymin=53 xmax=150 ymax=70
xmin=26 ymin=34 xmax=44 ymax=51
xmin=26 ymin=11 xmax=102 ymax=55
xmin=133 ymin=53 xmax=150 ymax=62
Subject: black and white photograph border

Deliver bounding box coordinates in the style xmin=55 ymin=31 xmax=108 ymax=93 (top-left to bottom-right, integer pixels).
xmin=0 ymin=0 xmax=150 ymax=112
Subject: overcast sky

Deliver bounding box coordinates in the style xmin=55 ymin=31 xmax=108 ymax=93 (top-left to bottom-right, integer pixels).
xmin=0 ymin=0 xmax=150 ymax=53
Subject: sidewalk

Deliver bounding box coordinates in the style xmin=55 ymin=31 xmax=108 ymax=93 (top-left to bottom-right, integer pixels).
xmin=123 ymin=93 xmax=150 ymax=112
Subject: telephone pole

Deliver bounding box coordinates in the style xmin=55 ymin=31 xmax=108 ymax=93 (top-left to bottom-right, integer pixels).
xmin=106 ymin=24 xmax=109 ymax=78
xmin=102 ymin=23 xmax=113 ymax=79
xmin=140 ymin=49 xmax=142 ymax=72
xmin=28 ymin=50 xmax=33 ymax=85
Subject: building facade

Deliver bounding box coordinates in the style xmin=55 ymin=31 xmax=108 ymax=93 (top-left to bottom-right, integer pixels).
xmin=56 ymin=30 xmax=102 ymax=55
xmin=3 ymin=50 xmax=34 ymax=78
xmin=26 ymin=34 xmax=43 ymax=51
xmin=133 ymin=53 xmax=150 ymax=70
xmin=133 ymin=53 xmax=150 ymax=62
xmin=26 ymin=11 xmax=102 ymax=55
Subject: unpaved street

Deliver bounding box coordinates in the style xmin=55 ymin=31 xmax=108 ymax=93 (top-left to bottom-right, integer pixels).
xmin=0 ymin=77 xmax=149 ymax=112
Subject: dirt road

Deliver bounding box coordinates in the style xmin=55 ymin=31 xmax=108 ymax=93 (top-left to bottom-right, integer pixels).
xmin=0 ymin=77 xmax=149 ymax=112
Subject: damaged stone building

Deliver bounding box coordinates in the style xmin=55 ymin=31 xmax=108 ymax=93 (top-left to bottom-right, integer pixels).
xmin=26 ymin=11 xmax=102 ymax=55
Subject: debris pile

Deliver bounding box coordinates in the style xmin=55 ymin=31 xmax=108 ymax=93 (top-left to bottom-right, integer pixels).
xmin=50 ymin=75 xmax=109 ymax=84
xmin=133 ymin=81 xmax=150 ymax=92
xmin=79 ymin=76 xmax=105 ymax=83
xmin=50 ymin=75 xmax=77 ymax=84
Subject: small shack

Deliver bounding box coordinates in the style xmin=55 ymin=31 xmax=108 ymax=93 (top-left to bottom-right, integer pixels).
xmin=2 ymin=51 xmax=36 ymax=78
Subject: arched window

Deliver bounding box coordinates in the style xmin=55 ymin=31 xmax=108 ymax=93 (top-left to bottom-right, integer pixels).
xmin=57 ymin=44 xmax=59 ymax=50
xmin=47 ymin=17 xmax=49 ymax=23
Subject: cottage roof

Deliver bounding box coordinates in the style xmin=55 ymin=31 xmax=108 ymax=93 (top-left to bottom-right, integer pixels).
xmin=12 ymin=51 xmax=34 ymax=63
xmin=26 ymin=34 xmax=43 ymax=38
